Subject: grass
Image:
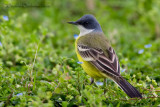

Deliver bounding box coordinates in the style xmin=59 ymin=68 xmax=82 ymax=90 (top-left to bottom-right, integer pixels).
xmin=0 ymin=0 xmax=160 ymax=106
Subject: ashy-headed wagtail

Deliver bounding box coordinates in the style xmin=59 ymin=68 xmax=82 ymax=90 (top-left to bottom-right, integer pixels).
xmin=68 ymin=14 xmax=142 ymax=98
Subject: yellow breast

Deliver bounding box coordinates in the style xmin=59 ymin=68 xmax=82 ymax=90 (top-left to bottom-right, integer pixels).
xmin=75 ymin=36 xmax=106 ymax=78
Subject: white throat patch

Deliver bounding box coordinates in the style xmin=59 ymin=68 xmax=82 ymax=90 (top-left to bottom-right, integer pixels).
xmin=78 ymin=25 xmax=94 ymax=36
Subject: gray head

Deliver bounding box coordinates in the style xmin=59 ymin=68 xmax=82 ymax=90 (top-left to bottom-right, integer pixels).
xmin=68 ymin=14 xmax=102 ymax=36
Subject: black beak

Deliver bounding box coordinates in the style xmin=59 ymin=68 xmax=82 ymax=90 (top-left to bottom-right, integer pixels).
xmin=67 ymin=21 xmax=78 ymax=25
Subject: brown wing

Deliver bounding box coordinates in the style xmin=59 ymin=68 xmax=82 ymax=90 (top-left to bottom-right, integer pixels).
xmin=77 ymin=44 xmax=120 ymax=77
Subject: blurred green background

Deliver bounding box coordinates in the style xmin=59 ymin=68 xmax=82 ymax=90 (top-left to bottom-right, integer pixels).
xmin=0 ymin=0 xmax=160 ymax=106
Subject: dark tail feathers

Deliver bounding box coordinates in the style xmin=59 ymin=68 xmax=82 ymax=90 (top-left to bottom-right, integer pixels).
xmin=114 ymin=77 xmax=142 ymax=98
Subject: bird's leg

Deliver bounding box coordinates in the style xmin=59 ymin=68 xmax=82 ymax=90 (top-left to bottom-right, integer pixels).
xmin=103 ymin=78 xmax=107 ymax=94
xmin=103 ymin=78 xmax=107 ymax=87
xmin=90 ymin=78 xmax=98 ymax=87
xmin=90 ymin=78 xmax=94 ymax=85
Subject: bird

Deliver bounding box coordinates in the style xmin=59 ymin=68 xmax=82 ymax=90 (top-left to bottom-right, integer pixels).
xmin=68 ymin=14 xmax=142 ymax=98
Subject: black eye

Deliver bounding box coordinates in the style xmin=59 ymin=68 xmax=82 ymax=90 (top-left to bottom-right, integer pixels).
xmin=84 ymin=21 xmax=89 ymax=25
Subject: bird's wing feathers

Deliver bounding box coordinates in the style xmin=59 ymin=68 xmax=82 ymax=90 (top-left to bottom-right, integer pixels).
xmin=77 ymin=44 xmax=120 ymax=77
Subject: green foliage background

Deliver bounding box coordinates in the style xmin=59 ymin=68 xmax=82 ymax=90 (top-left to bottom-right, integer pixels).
xmin=0 ymin=0 xmax=160 ymax=106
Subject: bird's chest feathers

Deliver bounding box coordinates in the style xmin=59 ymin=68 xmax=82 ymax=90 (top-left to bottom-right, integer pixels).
xmin=75 ymin=34 xmax=108 ymax=78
